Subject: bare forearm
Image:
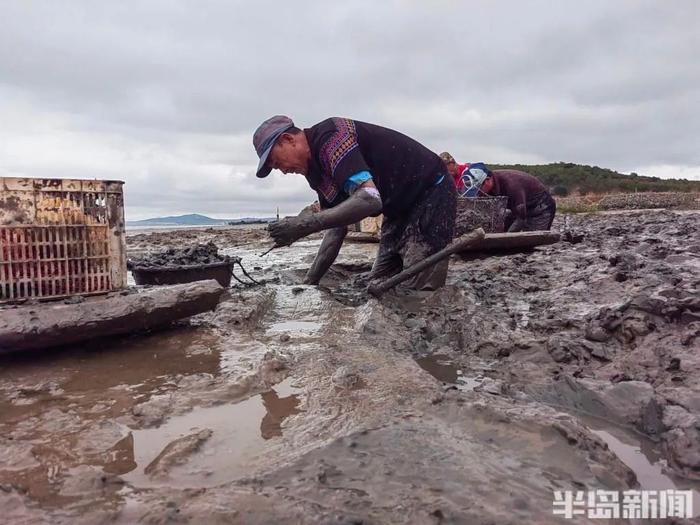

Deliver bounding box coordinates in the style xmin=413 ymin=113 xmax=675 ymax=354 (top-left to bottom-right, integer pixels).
xmin=304 ymin=226 xmax=347 ymax=284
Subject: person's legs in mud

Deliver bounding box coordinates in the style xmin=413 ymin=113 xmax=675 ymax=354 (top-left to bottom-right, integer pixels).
xmin=525 ymin=193 xmax=556 ymax=231
xmin=361 ymin=216 xmax=405 ymax=285
xmin=397 ymin=177 xmax=457 ymax=290
xmin=363 ymin=176 xmax=456 ymax=291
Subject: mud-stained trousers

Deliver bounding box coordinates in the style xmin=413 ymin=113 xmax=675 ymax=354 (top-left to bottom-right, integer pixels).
xmin=506 ymin=193 xmax=557 ymax=232
xmin=369 ymin=176 xmax=457 ymax=290
xmin=528 ymin=193 xmax=556 ymax=230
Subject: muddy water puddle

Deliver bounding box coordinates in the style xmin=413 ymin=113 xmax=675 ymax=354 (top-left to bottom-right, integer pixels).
xmin=591 ymin=429 xmax=673 ymax=491
xmin=0 ymin=326 xmax=224 ymax=421
xmin=584 ymin=417 xmax=700 ymax=519
xmin=0 ymin=322 xmax=289 ymax=507
xmin=582 ymin=415 xmax=700 ymax=489
xmin=123 ymin=377 xmax=302 ymax=488
xmin=415 ymin=353 xmax=484 ymax=392
xmin=0 ymin=272 xmax=345 ymax=514
xmin=267 ymin=320 xmax=322 ymax=334
xmin=261 ymin=282 xmax=357 ymax=338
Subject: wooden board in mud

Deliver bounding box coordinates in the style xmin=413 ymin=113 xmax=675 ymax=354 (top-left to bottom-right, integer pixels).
xmin=345 ymin=230 xmax=561 ymax=254
xmin=0 ymin=280 xmax=224 ymax=354
xmin=457 ymin=231 xmax=561 ymax=253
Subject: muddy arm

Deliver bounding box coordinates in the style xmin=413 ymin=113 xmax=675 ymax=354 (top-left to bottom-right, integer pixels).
xmin=304 ymin=226 xmax=348 ymax=284
xmin=268 ymin=183 xmax=382 ymax=247
xmin=314 ymin=184 xmax=382 ymax=231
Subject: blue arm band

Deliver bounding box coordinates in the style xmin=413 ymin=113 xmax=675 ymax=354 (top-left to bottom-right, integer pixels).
xmin=343 ymin=170 xmax=373 ymax=194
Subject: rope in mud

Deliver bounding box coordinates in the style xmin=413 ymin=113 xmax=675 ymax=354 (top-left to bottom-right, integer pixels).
xmin=231 ymin=269 xmax=253 ymax=286
xmin=235 ymin=260 xmax=262 ymax=285
xmin=229 ymin=256 xmax=262 ymax=287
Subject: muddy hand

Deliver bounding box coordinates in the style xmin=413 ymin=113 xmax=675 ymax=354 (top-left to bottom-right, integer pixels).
xmin=267 ymin=216 xmax=319 ymax=247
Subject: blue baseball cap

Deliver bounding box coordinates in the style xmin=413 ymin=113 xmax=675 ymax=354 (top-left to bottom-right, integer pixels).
xmin=253 ymin=115 xmax=295 ymax=178
xmin=461 ymin=162 xmax=491 ymax=198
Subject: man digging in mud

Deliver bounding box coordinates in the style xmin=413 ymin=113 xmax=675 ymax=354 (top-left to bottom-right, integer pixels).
xmin=440 ymin=153 xmax=557 ymax=232
xmin=253 ymin=115 xmax=457 ymax=290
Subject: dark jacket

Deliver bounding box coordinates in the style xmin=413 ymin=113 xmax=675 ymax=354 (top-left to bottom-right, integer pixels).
xmin=304 ymin=118 xmax=445 ymax=218
xmin=489 ymin=169 xmax=550 ymax=220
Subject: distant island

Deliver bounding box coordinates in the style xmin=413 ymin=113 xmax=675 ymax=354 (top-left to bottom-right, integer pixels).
xmin=126 ymin=213 xmax=275 ymax=227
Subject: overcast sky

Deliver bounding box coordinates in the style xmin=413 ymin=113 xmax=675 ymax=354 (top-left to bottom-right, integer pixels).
xmin=1 ymin=1 xmax=698 ymax=219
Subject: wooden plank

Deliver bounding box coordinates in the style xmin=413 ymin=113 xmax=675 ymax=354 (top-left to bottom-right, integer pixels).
xmin=0 ymin=280 xmax=225 ymax=353
xmin=344 ymin=230 xmax=560 ymax=252
xmin=457 ymin=231 xmax=560 ymax=253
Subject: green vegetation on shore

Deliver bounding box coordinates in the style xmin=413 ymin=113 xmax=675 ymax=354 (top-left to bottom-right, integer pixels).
xmin=490 ymin=162 xmax=700 ymax=196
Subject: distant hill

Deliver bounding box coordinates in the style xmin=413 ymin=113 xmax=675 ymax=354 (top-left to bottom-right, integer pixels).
xmin=127 ymin=213 xmax=274 ymax=226
xmin=489 ymin=162 xmax=700 ymax=196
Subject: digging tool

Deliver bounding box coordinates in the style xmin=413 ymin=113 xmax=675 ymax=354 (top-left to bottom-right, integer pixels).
xmin=368 ymin=228 xmax=486 ymax=297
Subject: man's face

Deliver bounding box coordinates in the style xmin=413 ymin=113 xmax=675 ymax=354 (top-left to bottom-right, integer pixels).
xmin=445 ymin=161 xmax=458 ymax=177
xmin=481 ymin=176 xmax=494 ymax=194
xmin=267 ymin=133 xmax=309 ymax=176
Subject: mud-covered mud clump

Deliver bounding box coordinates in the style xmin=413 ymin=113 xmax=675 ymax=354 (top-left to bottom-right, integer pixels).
xmin=128 ymin=242 xmax=230 ymax=268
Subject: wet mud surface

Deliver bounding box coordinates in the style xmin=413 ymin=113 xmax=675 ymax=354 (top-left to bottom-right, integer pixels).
xmin=2 ymin=210 xmax=700 ymax=523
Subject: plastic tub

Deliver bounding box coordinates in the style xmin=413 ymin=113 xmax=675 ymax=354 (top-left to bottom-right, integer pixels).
xmin=130 ymin=261 xmax=233 ymax=288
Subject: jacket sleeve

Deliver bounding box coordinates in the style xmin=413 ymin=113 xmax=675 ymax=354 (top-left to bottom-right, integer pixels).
xmin=317 ymin=118 xmax=371 ymax=191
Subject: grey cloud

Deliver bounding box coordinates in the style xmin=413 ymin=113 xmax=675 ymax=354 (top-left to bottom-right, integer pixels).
xmin=1 ymin=0 xmax=698 ymax=220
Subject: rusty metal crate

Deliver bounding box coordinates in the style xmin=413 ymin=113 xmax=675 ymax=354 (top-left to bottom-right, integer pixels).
xmin=0 ymin=177 xmax=126 ymax=303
